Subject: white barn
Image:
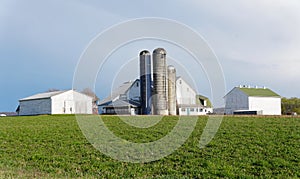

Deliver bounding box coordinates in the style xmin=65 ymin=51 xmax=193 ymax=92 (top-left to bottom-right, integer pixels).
xmin=225 ymin=86 xmax=281 ymax=115
xmin=176 ymin=77 xmax=213 ymax=115
xmin=18 ymin=90 xmax=93 ymax=116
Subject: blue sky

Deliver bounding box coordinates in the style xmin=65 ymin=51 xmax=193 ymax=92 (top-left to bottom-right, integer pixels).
xmin=1 ymin=0 xmax=300 ymax=111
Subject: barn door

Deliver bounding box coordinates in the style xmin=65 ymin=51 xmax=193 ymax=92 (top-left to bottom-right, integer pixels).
xmin=64 ymin=101 xmax=74 ymax=114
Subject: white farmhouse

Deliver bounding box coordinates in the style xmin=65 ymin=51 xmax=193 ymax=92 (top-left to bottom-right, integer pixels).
xmin=18 ymin=90 xmax=93 ymax=116
xmin=225 ymin=86 xmax=281 ymax=115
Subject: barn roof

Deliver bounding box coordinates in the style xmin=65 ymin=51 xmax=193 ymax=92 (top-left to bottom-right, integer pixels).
xmin=19 ymin=90 xmax=67 ymax=101
xmin=98 ymin=80 xmax=138 ymax=105
xmin=238 ymin=87 xmax=280 ymax=97
xmin=104 ymin=99 xmax=140 ymax=108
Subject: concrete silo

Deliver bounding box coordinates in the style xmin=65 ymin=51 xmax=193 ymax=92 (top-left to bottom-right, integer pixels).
xmin=139 ymin=50 xmax=152 ymax=115
xmin=167 ymin=65 xmax=176 ymax=115
xmin=152 ymin=48 xmax=168 ymax=115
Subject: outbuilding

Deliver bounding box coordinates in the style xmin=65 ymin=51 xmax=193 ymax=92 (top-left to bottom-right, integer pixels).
xmin=225 ymin=86 xmax=281 ymax=115
xmin=18 ymin=90 xmax=93 ymax=116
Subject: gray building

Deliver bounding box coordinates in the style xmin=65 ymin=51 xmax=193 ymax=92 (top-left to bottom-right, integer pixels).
xmin=98 ymin=80 xmax=141 ymax=115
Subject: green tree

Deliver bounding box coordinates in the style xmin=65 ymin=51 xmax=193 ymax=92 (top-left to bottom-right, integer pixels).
xmin=281 ymin=97 xmax=300 ymax=115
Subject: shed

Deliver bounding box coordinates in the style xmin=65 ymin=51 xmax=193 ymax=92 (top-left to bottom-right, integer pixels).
xmin=18 ymin=90 xmax=93 ymax=116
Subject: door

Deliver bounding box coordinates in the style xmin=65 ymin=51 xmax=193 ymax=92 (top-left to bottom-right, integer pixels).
xmin=64 ymin=101 xmax=74 ymax=114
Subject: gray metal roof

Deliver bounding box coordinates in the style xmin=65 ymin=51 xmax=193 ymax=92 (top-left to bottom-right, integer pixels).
xmin=19 ymin=90 xmax=67 ymax=101
xmin=105 ymin=99 xmax=139 ymax=108
xmin=98 ymin=80 xmax=137 ymax=105
xmin=178 ymin=104 xmax=204 ymax=108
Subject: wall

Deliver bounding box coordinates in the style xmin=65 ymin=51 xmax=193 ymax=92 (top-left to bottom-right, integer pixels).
xmin=178 ymin=106 xmax=210 ymax=116
xmin=225 ymin=88 xmax=249 ymax=114
xmin=51 ymin=90 xmax=93 ymax=114
xmin=248 ymin=97 xmax=281 ymax=115
xmin=19 ymin=98 xmax=51 ymax=115
xmin=176 ymin=77 xmax=196 ymax=105
xmin=127 ymin=80 xmax=140 ymax=101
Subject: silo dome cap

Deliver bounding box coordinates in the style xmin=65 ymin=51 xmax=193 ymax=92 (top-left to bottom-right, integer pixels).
xmin=168 ymin=65 xmax=176 ymax=70
xmin=139 ymin=50 xmax=150 ymax=56
xmin=153 ymin=48 xmax=166 ymax=54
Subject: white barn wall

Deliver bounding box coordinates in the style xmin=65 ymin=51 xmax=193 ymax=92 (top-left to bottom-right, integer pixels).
xmin=249 ymin=97 xmax=281 ymax=115
xmin=19 ymin=99 xmax=51 ymax=115
xmin=127 ymin=80 xmax=140 ymax=101
xmin=51 ymin=90 xmax=93 ymax=114
xmin=225 ymin=88 xmax=249 ymax=114
xmin=51 ymin=90 xmax=74 ymax=114
xmin=176 ymin=77 xmax=196 ymax=105
xmin=73 ymin=90 xmax=93 ymax=114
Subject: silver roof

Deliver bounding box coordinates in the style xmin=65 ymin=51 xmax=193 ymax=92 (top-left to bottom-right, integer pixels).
xmin=98 ymin=80 xmax=137 ymax=105
xmin=19 ymin=90 xmax=67 ymax=101
xmin=104 ymin=99 xmax=139 ymax=108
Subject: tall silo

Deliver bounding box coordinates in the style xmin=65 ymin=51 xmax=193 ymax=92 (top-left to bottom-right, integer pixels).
xmin=168 ymin=65 xmax=176 ymax=115
xmin=139 ymin=50 xmax=152 ymax=115
xmin=152 ymin=48 xmax=168 ymax=115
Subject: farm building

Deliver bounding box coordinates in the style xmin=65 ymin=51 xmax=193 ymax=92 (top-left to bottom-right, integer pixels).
xmin=224 ymin=86 xmax=281 ymax=115
xmin=98 ymin=80 xmax=141 ymax=115
xmin=176 ymin=77 xmax=212 ymax=115
xmin=98 ymin=77 xmax=212 ymax=115
xmin=17 ymin=90 xmax=93 ymax=116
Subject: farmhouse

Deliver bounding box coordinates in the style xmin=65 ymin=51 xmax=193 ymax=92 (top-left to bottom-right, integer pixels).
xmin=17 ymin=90 xmax=93 ymax=116
xmin=224 ymin=86 xmax=281 ymax=115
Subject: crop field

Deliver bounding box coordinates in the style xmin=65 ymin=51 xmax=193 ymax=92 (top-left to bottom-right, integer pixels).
xmin=0 ymin=115 xmax=299 ymax=178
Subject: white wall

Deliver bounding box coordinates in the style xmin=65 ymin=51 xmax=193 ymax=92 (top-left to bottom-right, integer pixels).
xmin=176 ymin=77 xmax=196 ymax=105
xmin=127 ymin=80 xmax=140 ymax=101
xmin=51 ymin=90 xmax=93 ymax=114
xmin=249 ymin=97 xmax=281 ymax=115
xmin=19 ymin=98 xmax=51 ymax=115
xmin=178 ymin=107 xmax=211 ymax=116
xmin=225 ymin=88 xmax=249 ymax=114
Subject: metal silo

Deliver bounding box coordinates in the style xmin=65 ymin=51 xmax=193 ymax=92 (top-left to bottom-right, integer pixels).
xmin=152 ymin=48 xmax=168 ymax=115
xmin=168 ymin=65 xmax=176 ymax=115
xmin=139 ymin=50 xmax=152 ymax=115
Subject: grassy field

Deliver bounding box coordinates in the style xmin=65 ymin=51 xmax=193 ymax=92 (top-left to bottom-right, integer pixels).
xmin=0 ymin=115 xmax=299 ymax=178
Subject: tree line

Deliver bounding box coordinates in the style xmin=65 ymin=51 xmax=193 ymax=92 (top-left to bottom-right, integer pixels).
xmin=281 ymin=97 xmax=300 ymax=115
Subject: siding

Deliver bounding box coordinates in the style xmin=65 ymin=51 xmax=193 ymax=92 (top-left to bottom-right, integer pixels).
xmin=51 ymin=90 xmax=93 ymax=114
xmin=249 ymin=97 xmax=281 ymax=115
xmin=225 ymin=88 xmax=249 ymax=114
xmin=19 ymin=98 xmax=51 ymax=115
xmin=127 ymin=80 xmax=140 ymax=101
xmin=176 ymin=77 xmax=196 ymax=105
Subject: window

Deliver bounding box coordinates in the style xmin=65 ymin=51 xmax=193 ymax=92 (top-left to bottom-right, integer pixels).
xmin=179 ymin=80 xmax=182 ymax=84
xmin=136 ymin=82 xmax=139 ymax=87
xmin=181 ymin=108 xmax=186 ymax=112
xmin=190 ymin=108 xmax=194 ymax=112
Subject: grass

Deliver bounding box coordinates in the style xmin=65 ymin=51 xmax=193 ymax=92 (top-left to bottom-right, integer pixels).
xmin=0 ymin=115 xmax=299 ymax=178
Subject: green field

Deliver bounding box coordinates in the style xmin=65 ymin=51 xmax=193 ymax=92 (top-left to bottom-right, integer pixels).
xmin=0 ymin=115 xmax=299 ymax=178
